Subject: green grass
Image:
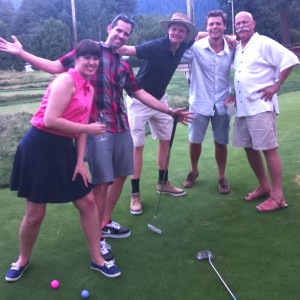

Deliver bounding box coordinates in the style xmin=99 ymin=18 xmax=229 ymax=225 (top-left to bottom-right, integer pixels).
xmin=0 ymin=113 xmax=32 ymax=187
xmin=0 ymin=71 xmax=53 ymax=107
xmin=0 ymin=70 xmax=53 ymax=84
xmin=0 ymin=102 xmax=40 ymax=115
xmin=0 ymin=70 xmax=300 ymax=299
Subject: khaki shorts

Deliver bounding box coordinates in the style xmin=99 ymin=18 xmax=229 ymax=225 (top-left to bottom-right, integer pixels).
xmin=126 ymin=94 xmax=173 ymax=147
xmin=233 ymin=111 xmax=278 ymax=150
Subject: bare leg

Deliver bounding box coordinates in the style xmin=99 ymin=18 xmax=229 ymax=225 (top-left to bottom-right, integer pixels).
xmin=93 ymin=183 xmax=109 ymax=231
xmin=131 ymin=145 xmax=144 ymax=179
xmin=15 ymin=201 xmax=46 ymax=266
xmin=157 ymin=140 xmax=170 ymax=169
xmin=73 ymin=192 xmax=105 ymax=265
xmin=215 ymin=142 xmax=227 ymax=180
xmin=189 ymin=142 xmax=202 ymax=173
xmin=102 ymin=176 xmax=127 ymax=227
xmin=244 ymin=147 xmax=271 ymax=194
xmin=183 ymin=143 xmax=201 ymax=188
xmin=263 ymin=148 xmax=285 ymax=201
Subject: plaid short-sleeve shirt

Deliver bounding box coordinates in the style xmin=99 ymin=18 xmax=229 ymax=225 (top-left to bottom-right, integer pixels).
xmin=59 ymin=42 xmax=141 ymax=132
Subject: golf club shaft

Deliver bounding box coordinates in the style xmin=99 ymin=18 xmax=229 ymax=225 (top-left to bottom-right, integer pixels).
xmin=209 ymin=258 xmax=237 ymax=300
xmin=154 ymin=115 xmax=178 ymax=218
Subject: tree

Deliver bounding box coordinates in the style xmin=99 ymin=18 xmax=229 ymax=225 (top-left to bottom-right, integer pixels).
xmin=256 ymin=0 xmax=293 ymax=46
xmin=9 ymin=18 xmax=71 ymax=70
xmin=289 ymin=0 xmax=300 ymax=46
xmin=0 ymin=20 xmax=13 ymax=70
xmin=37 ymin=18 xmax=71 ymax=60
xmin=135 ymin=0 xmax=220 ymax=30
xmin=0 ymin=0 xmax=15 ymax=28
xmin=129 ymin=15 xmax=165 ymax=45
xmin=11 ymin=0 xmax=70 ymax=35
xmin=217 ymin=0 xmax=300 ymax=46
xmin=75 ymin=0 xmax=137 ymax=42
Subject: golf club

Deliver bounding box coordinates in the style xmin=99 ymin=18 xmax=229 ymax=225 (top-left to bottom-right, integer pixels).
xmin=147 ymin=115 xmax=178 ymax=235
xmin=196 ymin=250 xmax=237 ymax=300
xmin=147 ymin=223 xmax=162 ymax=234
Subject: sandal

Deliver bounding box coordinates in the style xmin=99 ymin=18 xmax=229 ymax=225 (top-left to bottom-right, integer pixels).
xmin=256 ymin=198 xmax=288 ymax=213
xmin=244 ymin=187 xmax=271 ymax=201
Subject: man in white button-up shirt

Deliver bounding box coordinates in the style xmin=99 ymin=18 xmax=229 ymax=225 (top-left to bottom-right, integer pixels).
xmin=231 ymin=11 xmax=299 ymax=212
xmin=182 ymin=10 xmax=235 ymax=194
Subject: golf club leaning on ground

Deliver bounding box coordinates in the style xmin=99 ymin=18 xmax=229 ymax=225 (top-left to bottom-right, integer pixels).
xmin=197 ymin=250 xmax=237 ymax=300
xmin=147 ymin=115 xmax=178 ymax=235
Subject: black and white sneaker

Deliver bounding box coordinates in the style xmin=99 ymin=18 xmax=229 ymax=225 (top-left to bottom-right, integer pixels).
xmin=100 ymin=239 xmax=114 ymax=262
xmin=102 ymin=221 xmax=131 ymax=239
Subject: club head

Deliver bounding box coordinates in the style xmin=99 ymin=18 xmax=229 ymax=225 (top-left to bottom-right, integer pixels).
xmin=196 ymin=250 xmax=212 ymax=261
xmin=147 ymin=224 xmax=162 ymax=234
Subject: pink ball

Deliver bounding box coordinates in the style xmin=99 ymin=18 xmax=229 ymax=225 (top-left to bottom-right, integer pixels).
xmin=50 ymin=279 xmax=60 ymax=289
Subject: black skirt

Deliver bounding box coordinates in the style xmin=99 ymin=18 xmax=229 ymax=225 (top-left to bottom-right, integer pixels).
xmin=10 ymin=126 xmax=93 ymax=203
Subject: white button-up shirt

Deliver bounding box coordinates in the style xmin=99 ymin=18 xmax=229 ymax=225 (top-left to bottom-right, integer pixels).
xmin=234 ymin=32 xmax=299 ymax=117
xmin=182 ymin=37 xmax=234 ymax=116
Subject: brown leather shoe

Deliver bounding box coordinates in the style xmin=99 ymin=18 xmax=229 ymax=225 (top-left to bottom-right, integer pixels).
xmin=157 ymin=181 xmax=186 ymax=196
xmin=183 ymin=171 xmax=199 ymax=188
xmin=130 ymin=193 xmax=142 ymax=215
xmin=218 ymin=178 xmax=231 ymax=194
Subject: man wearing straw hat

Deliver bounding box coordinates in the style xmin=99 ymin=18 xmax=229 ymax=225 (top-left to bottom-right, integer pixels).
xmin=120 ymin=13 xmax=198 ymax=215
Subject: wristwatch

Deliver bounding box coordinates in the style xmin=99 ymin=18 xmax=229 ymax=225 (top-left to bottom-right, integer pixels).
xmin=167 ymin=108 xmax=174 ymax=117
xmin=274 ymin=78 xmax=281 ymax=85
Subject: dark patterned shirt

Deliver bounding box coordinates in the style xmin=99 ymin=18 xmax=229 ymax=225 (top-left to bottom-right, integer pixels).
xmin=59 ymin=42 xmax=141 ymax=132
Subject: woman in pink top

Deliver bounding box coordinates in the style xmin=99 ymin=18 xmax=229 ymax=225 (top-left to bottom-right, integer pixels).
xmin=5 ymin=39 xmax=121 ymax=282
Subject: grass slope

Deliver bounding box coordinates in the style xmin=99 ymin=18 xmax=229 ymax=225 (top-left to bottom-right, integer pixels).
xmin=0 ymin=71 xmax=54 ymax=107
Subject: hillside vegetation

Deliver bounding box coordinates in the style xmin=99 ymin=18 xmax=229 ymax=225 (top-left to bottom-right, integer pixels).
xmin=136 ymin=0 xmax=220 ymax=29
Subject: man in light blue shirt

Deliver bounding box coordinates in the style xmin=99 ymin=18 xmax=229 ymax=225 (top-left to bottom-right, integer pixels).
xmin=182 ymin=10 xmax=235 ymax=193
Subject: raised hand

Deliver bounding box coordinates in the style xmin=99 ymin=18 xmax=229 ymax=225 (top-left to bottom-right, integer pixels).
xmin=0 ymin=35 xmax=23 ymax=56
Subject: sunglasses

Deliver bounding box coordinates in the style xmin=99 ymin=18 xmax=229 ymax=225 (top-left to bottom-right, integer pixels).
xmin=111 ymin=14 xmax=136 ymax=29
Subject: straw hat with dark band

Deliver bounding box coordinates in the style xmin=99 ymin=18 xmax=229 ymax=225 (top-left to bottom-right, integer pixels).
xmin=160 ymin=13 xmax=198 ymax=41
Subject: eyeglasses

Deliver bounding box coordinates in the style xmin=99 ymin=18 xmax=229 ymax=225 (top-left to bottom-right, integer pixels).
xmin=111 ymin=14 xmax=136 ymax=29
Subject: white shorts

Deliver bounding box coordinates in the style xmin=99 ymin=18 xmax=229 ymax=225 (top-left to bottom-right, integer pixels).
xmin=126 ymin=94 xmax=173 ymax=147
